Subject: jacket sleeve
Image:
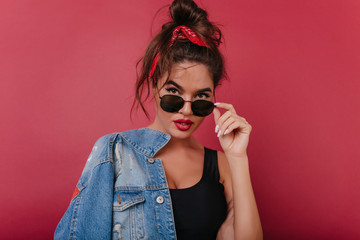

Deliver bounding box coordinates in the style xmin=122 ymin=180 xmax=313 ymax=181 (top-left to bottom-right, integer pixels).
xmin=54 ymin=133 xmax=117 ymax=240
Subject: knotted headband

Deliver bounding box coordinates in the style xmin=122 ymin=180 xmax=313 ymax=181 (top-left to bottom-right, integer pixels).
xmin=149 ymin=25 xmax=211 ymax=83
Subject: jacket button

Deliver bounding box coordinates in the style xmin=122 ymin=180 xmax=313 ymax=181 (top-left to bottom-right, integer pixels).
xmin=156 ymin=196 xmax=164 ymax=204
xmin=148 ymin=158 xmax=155 ymax=164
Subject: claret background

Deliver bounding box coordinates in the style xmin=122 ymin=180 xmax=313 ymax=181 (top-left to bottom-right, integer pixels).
xmin=0 ymin=0 xmax=359 ymax=239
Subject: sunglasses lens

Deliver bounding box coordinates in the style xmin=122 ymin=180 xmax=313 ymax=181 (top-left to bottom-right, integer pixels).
xmin=192 ymin=100 xmax=215 ymax=117
xmin=159 ymin=95 xmax=214 ymax=117
xmin=160 ymin=95 xmax=184 ymax=112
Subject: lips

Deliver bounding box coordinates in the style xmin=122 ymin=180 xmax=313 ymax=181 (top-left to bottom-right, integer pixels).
xmin=174 ymin=119 xmax=193 ymax=124
xmin=173 ymin=119 xmax=194 ymax=131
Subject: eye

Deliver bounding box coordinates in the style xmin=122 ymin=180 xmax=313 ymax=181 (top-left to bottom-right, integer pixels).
xmin=165 ymin=87 xmax=179 ymax=94
xmin=196 ymin=92 xmax=210 ymax=99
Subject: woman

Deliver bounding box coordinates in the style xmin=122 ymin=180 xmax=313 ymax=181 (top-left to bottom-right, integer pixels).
xmin=55 ymin=0 xmax=262 ymax=239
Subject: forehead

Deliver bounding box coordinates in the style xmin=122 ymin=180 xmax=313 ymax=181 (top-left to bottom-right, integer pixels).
xmin=161 ymin=62 xmax=213 ymax=90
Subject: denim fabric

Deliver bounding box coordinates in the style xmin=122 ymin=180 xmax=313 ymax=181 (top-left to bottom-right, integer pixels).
xmin=54 ymin=128 xmax=178 ymax=240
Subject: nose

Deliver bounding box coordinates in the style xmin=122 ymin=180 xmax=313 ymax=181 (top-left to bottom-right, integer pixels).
xmin=179 ymin=100 xmax=193 ymax=115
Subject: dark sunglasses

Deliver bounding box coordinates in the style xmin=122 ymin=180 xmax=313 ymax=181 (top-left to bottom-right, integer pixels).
xmin=159 ymin=94 xmax=216 ymax=117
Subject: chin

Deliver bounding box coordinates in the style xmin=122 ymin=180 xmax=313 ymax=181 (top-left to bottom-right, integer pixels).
xmin=170 ymin=131 xmax=192 ymax=139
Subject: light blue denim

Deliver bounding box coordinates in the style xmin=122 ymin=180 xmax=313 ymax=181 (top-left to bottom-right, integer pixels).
xmin=54 ymin=128 xmax=178 ymax=240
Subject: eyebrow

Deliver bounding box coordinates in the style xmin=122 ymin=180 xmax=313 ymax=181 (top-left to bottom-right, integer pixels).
xmin=166 ymin=80 xmax=213 ymax=94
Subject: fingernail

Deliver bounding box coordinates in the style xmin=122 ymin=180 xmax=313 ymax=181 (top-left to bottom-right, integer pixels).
xmin=214 ymin=102 xmax=220 ymax=106
xmin=224 ymin=129 xmax=228 ymax=135
xmin=217 ymin=130 xmax=222 ymax=138
xmin=215 ymin=125 xmax=219 ymax=133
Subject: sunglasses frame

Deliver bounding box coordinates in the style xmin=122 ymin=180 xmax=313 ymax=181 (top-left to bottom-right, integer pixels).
xmin=158 ymin=92 xmax=216 ymax=117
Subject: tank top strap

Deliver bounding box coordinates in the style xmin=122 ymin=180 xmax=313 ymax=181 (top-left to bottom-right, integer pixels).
xmin=203 ymin=147 xmax=220 ymax=182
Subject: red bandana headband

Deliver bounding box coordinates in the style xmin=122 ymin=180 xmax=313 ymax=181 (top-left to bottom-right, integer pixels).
xmin=149 ymin=25 xmax=211 ymax=83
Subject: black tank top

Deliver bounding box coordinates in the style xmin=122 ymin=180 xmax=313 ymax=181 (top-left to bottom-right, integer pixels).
xmin=169 ymin=147 xmax=228 ymax=240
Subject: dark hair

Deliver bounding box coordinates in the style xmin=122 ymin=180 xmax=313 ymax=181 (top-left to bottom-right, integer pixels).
xmin=131 ymin=0 xmax=228 ymax=119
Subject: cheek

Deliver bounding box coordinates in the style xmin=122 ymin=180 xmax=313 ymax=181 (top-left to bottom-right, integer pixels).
xmin=193 ymin=117 xmax=205 ymax=125
xmin=157 ymin=107 xmax=172 ymax=120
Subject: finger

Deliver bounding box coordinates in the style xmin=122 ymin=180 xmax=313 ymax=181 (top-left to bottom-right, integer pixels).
xmin=216 ymin=111 xmax=232 ymax=128
xmin=214 ymin=102 xmax=236 ymax=114
xmin=213 ymin=107 xmax=221 ymax=125
xmin=224 ymin=119 xmax=252 ymax=136
xmin=239 ymin=117 xmax=248 ymax=123
xmin=223 ymin=121 xmax=241 ymax=136
xmin=215 ymin=111 xmax=232 ymax=135
xmin=219 ymin=117 xmax=236 ymax=136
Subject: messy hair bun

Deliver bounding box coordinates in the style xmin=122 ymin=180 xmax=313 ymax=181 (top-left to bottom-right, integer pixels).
xmin=170 ymin=0 xmax=202 ymax=24
xmin=131 ymin=0 xmax=227 ymax=119
xmin=169 ymin=0 xmax=222 ymax=46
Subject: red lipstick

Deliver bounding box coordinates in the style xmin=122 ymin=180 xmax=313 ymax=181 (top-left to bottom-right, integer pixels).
xmin=173 ymin=119 xmax=194 ymax=131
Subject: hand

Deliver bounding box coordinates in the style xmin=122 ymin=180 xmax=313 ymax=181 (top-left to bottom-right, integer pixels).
xmin=213 ymin=102 xmax=252 ymax=158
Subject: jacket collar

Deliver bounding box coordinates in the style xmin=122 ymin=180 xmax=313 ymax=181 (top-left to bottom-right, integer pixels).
xmin=119 ymin=128 xmax=171 ymax=158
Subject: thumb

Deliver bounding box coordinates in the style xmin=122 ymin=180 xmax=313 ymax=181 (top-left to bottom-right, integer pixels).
xmin=213 ymin=107 xmax=221 ymax=125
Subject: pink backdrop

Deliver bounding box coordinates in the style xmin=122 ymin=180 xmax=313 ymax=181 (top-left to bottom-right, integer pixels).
xmin=1 ymin=0 xmax=359 ymax=239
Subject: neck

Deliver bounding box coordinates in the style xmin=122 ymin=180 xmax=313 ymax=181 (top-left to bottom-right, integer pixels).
xmin=166 ymin=135 xmax=197 ymax=149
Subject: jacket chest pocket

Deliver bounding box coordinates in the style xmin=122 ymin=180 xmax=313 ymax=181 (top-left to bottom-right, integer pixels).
xmin=112 ymin=190 xmax=145 ymax=240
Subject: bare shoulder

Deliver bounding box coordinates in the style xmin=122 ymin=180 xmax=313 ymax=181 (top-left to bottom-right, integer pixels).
xmin=217 ymin=150 xmax=233 ymax=203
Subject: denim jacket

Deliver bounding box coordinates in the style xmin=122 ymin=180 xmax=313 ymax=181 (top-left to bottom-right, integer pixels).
xmin=54 ymin=127 xmax=178 ymax=240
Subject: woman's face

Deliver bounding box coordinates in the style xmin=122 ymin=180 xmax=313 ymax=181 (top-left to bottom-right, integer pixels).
xmin=150 ymin=61 xmax=215 ymax=140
